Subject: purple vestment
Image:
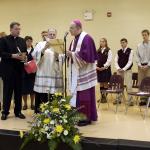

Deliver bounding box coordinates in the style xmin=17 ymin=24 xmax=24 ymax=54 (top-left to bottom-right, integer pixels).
xmin=70 ymin=33 xmax=98 ymax=121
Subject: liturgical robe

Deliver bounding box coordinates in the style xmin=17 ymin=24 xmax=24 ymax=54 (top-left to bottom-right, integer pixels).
xmin=32 ymin=41 xmax=64 ymax=94
xmin=68 ymin=31 xmax=98 ymax=121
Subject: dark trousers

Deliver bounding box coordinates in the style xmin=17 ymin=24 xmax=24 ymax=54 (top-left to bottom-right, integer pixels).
xmin=35 ymin=92 xmax=48 ymax=113
xmin=2 ymin=70 xmax=22 ymax=115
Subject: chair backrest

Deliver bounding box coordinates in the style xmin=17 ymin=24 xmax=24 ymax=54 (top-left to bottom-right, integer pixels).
xmin=139 ymin=77 xmax=150 ymax=92
xmin=108 ymin=75 xmax=124 ymax=90
xmin=132 ymin=72 xmax=138 ymax=88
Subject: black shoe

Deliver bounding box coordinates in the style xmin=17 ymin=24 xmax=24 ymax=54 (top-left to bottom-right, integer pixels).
xmin=34 ymin=107 xmax=41 ymax=114
xmin=15 ymin=113 xmax=26 ymax=119
xmin=101 ymin=98 xmax=107 ymax=103
xmin=139 ymin=101 xmax=147 ymax=106
xmin=31 ymin=105 xmax=35 ymax=110
xmin=23 ymin=105 xmax=28 ymax=110
xmin=97 ymin=99 xmax=100 ymax=103
xmin=101 ymin=94 xmax=107 ymax=103
xmin=113 ymin=100 xmax=121 ymax=105
xmin=128 ymin=101 xmax=134 ymax=106
xmin=1 ymin=114 xmax=7 ymax=120
xmin=77 ymin=120 xmax=91 ymax=127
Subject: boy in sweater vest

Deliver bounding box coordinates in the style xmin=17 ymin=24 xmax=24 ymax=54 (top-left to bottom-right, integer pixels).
xmin=115 ymin=38 xmax=134 ymax=106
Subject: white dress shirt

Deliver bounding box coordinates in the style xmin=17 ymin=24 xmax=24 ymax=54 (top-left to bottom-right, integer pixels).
xmin=101 ymin=47 xmax=113 ymax=68
xmin=136 ymin=41 xmax=150 ymax=67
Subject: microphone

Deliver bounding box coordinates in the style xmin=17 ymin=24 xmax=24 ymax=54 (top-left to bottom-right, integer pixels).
xmin=64 ymin=31 xmax=69 ymax=40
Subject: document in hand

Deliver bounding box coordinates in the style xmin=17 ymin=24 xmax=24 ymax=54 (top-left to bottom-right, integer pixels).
xmin=49 ymin=39 xmax=64 ymax=54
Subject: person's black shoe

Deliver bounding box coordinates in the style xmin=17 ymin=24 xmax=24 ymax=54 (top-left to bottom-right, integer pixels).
xmin=34 ymin=108 xmax=40 ymax=114
xmin=139 ymin=101 xmax=150 ymax=107
xmin=101 ymin=98 xmax=107 ymax=103
xmin=101 ymin=94 xmax=107 ymax=103
xmin=31 ymin=105 xmax=35 ymax=110
xmin=97 ymin=99 xmax=100 ymax=103
xmin=113 ymin=100 xmax=121 ymax=105
xmin=77 ymin=120 xmax=91 ymax=127
xmin=23 ymin=105 xmax=28 ymax=110
xmin=139 ymin=101 xmax=147 ymax=106
xmin=15 ymin=113 xmax=26 ymax=119
xmin=1 ymin=114 xmax=7 ymax=120
xmin=128 ymin=101 xmax=134 ymax=106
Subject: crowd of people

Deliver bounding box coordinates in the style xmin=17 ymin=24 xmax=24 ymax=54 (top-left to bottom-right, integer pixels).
xmin=97 ymin=29 xmax=150 ymax=106
xmin=0 ymin=20 xmax=150 ymax=126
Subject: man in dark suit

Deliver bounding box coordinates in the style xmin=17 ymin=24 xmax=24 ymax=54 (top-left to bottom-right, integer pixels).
xmin=0 ymin=22 xmax=27 ymax=120
xmin=0 ymin=32 xmax=7 ymax=111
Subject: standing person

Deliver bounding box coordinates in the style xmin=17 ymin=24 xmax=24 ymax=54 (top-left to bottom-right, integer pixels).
xmin=22 ymin=36 xmax=35 ymax=110
xmin=67 ymin=19 xmax=98 ymax=126
xmin=32 ymin=28 xmax=63 ymax=113
xmin=0 ymin=32 xmax=7 ymax=111
xmin=0 ymin=32 xmax=6 ymax=37
xmin=136 ymin=29 xmax=150 ymax=106
xmin=0 ymin=22 xmax=27 ymax=120
xmin=96 ymin=38 xmax=112 ymax=103
xmin=115 ymin=38 xmax=134 ymax=105
xmin=41 ymin=31 xmax=48 ymax=41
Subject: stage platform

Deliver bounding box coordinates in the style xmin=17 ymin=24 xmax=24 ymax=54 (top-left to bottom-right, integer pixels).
xmin=1 ymin=103 xmax=150 ymax=150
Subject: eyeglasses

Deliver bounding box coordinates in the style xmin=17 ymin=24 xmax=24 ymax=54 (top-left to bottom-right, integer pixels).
xmin=49 ymin=34 xmax=56 ymax=36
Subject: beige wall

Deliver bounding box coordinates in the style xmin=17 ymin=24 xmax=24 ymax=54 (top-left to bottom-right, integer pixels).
xmin=1 ymin=0 xmax=150 ymax=71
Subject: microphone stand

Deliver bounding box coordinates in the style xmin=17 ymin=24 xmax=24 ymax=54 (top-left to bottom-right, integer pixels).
xmin=64 ymin=36 xmax=67 ymax=97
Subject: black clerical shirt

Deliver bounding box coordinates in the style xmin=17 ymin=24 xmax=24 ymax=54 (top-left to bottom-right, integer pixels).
xmin=0 ymin=35 xmax=27 ymax=76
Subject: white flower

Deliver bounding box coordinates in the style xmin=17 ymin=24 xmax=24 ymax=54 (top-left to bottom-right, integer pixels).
xmin=40 ymin=128 xmax=46 ymax=134
xmin=47 ymin=133 xmax=51 ymax=139
xmin=45 ymin=102 xmax=49 ymax=105
xmin=37 ymin=138 xmax=41 ymax=141
xmin=50 ymin=120 xmax=55 ymax=125
xmin=63 ymin=119 xmax=68 ymax=123
xmin=63 ymin=130 xmax=68 ymax=136
xmin=59 ymin=120 xmax=63 ymax=123
xmin=45 ymin=126 xmax=49 ymax=131
xmin=37 ymin=123 xmax=40 ymax=127
xmin=60 ymin=99 xmax=66 ymax=102
xmin=63 ymin=115 xmax=67 ymax=119
xmin=44 ymin=110 xmax=49 ymax=114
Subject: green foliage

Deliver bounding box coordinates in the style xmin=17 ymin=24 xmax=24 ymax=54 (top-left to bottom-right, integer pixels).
xmin=20 ymin=93 xmax=83 ymax=150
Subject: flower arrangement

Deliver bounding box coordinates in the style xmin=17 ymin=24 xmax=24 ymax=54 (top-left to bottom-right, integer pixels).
xmin=20 ymin=93 xmax=85 ymax=150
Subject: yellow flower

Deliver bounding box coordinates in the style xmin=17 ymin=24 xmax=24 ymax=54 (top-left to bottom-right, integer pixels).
xmin=55 ymin=92 xmax=62 ymax=96
xmin=52 ymin=108 xmax=60 ymax=113
xmin=55 ymin=125 xmax=64 ymax=133
xmin=64 ymin=104 xmax=71 ymax=110
xmin=40 ymin=103 xmax=46 ymax=112
xmin=43 ymin=118 xmax=51 ymax=124
xmin=20 ymin=130 xmax=24 ymax=138
xmin=73 ymin=135 xmax=80 ymax=144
